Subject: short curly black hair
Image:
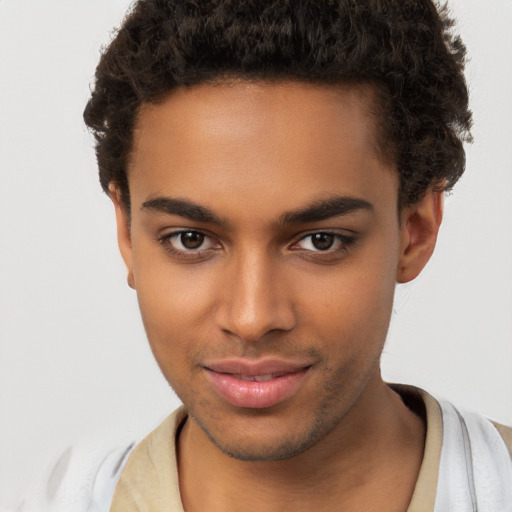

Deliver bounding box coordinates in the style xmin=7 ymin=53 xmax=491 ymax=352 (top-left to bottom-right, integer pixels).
xmin=84 ymin=0 xmax=472 ymax=212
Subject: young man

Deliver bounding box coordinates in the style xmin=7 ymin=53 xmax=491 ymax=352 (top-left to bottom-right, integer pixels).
xmin=16 ymin=1 xmax=512 ymax=511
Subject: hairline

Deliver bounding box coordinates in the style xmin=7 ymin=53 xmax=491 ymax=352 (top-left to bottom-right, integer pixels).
xmin=119 ymin=76 xmax=400 ymax=219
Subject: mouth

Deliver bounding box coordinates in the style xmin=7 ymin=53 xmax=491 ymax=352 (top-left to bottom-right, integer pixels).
xmin=235 ymin=372 xmax=288 ymax=382
xmin=203 ymin=359 xmax=312 ymax=409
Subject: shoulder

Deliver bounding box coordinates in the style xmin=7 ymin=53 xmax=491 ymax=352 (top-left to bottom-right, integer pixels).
xmin=392 ymin=384 xmax=512 ymax=511
xmin=491 ymin=421 xmax=512 ymax=457
xmin=432 ymin=395 xmax=512 ymax=510
xmin=110 ymin=407 xmax=187 ymax=512
xmin=397 ymin=384 xmax=512 ymax=459
xmin=14 ymin=408 xmax=186 ymax=512
xmin=437 ymin=398 xmax=512 ymax=461
xmin=14 ymin=441 xmax=135 ymax=512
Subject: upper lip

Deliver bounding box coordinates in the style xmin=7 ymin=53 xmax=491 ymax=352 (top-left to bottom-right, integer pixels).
xmin=204 ymin=358 xmax=312 ymax=376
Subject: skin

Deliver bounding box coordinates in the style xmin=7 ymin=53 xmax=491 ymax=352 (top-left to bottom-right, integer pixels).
xmin=112 ymin=81 xmax=443 ymax=511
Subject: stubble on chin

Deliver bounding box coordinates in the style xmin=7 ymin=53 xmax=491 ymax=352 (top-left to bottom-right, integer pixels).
xmin=182 ymin=373 xmax=362 ymax=463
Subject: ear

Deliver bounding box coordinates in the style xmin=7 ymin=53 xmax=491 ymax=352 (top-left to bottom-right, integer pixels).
xmin=397 ymin=189 xmax=444 ymax=283
xmin=109 ymin=184 xmax=135 ymax=289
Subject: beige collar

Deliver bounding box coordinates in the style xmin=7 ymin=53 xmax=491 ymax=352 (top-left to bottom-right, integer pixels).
xmin=111 ymin=385 xmax=442 ymax=512
xmin=399 ymin=386 xmax=443 ymax=512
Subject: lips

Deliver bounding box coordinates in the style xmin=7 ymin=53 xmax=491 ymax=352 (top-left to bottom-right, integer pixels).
xmin=204 ymin=359 xmax=311 ymax=409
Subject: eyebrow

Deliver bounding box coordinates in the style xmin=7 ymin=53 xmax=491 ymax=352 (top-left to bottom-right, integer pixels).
xmin=142 ymin=197 xmax=224 ymax=225
xmin=141 ymin=195 xmax=373 ymax=226
xmin=279 ymin=196 xmax=373 ymax=225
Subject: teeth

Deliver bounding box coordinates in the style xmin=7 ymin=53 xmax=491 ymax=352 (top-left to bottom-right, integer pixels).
xmin=237 ymin=373 xmax=283 ymax=382
xmin=253 ymin=374 xmax=274 ymax=382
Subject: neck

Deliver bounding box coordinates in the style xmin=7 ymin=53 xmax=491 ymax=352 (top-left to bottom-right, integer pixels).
xmin=177 ymin=377 xmax=425 ymax=512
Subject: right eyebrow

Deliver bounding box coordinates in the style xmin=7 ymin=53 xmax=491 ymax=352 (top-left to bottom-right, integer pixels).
xmin=278 ymin=196 xmax=374 ymax=225
xmin=141 ymin=197 xmax=224 ymax=225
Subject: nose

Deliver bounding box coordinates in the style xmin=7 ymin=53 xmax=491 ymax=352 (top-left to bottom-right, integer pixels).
xmin=214 ymin=249 xmax=296 ymax=342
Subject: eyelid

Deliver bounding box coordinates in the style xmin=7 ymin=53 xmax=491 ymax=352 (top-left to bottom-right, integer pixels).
xmin=289 ymin=230 xmax=357 ymax=253
xmin=156 ymin=228 xmax=221 ymax=258
xmin=157 ymin=227 xmax=215 ymax=241
xmin=155 ymin=227 xmax=356 ymax=260
xmin=292 ymin=229 xmax=355 ymax=244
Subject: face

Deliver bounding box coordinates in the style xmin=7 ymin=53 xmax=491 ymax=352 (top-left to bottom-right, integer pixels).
xmin=115 ymin=81 xmax=437 ymax=461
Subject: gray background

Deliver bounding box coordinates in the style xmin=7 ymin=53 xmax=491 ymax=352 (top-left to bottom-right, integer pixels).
xmin=1 ymin=0 xmax=511 ymax=506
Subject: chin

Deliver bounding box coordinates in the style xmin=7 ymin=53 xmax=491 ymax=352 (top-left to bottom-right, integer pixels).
xmin=193 ymin=408 xmax=339 ymax=462
xmin=211 ymin=435 xmax=318 ymax=462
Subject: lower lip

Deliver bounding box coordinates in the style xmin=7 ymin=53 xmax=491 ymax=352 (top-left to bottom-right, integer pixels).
xmin=205 ymin=368 xmax=309 ymax=409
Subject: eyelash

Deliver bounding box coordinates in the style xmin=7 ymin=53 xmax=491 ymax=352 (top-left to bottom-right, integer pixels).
xmin=156 ymin=229 xmax=356 ymax=260
xmin=156 ymin=229 xmax=220 ymax=260
xmin=292 ymin=232 xmax=356 ymax=257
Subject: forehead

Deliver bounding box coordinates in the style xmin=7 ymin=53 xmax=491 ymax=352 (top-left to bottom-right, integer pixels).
xmin=128 ymin=81 xmax=397 ymax=219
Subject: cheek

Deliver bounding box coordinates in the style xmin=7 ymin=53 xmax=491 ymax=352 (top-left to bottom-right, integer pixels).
xmin=305 ymin=277 xmax=393 ymax=336
xmin=297 ymin=250 xmax=398 ymax=354
xmin=131 ymin=248 xmax=218 ymax=365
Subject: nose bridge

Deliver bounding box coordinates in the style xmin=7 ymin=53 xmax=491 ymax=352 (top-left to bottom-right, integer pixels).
xmin=215 ymin=244 xmax=295 ymax=341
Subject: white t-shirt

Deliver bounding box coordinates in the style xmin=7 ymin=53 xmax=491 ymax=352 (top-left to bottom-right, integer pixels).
xmin=10 ymin=387 xmax=512 ymax=512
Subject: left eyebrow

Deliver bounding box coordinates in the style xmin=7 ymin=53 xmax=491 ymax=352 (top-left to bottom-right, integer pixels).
xmin=141 ymin=197 xmax=224 ymax=225
xmin=279 ymin=196 xmax=374 ymax=225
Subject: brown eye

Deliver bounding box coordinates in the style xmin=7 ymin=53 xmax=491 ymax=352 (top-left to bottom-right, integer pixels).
xmin=293 ymin=232 xmax=352 ymax=254
xmin=311 ymin=233 xmax=335 ymax=251
xmin=158 ymin=229 xmax=220 ymax=259
xmin=180 ymin=231 xmax=205 ymax=249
